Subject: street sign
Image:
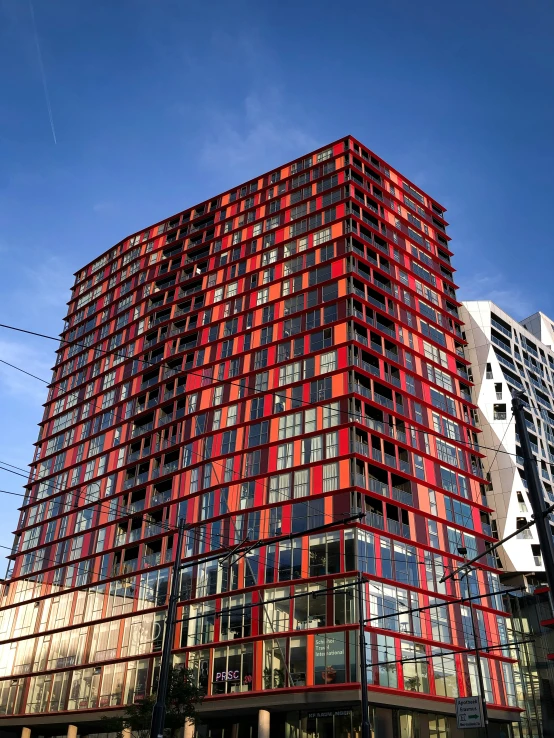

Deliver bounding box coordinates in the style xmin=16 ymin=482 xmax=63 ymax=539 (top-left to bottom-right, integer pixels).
xmin=456 ymin=696 xmax=485 ymax=729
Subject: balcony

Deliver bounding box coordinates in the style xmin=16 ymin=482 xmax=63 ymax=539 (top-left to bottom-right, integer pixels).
xmin=129 ymin=528 xmax=143 ymax=543
xmin=132 ymin=422 xmax=154 ymax=438
xmin=366 ymin=512 xmax=384 ymax=530
xmin=143 ymin=552 xmax=162 ymax=568
xmin=350 ymin=413 xmax=385 ymax=434
xmin=384 ymin=452 xmax=397 ymax=469
xmin=353 ymin=442 xmax=370 ymax=457
xmin=399 ymin=459 xmax=411 ymax=474
xmin=391 ymin=487 xmax=413 ymax=506
xmin=123 ymin=471 xmax=150 ymax=490
xmin=516 ymin=528 xmax=533 ymax=539
xmin=374 ymin=393 xmax=394 ymax=410
xmin=387 ymin=519 xmax=410 ymax=538
xmin=144 ymin=524 xmax=162 ymax=538
xmin=368 ymin=478 xmax=388 ymax=496
xmin=351 ymin=356 xmax=380 ymax=377
xmin=124 ymin=500 xmax=145 ymax=515
xmin=366 ymin=294 xmax=387 ymax=311
xmin=151 ymin=490 xmax=172 ymax=506
xmin=491 ymin=334 xmax=511 ymax=353
xmin=350 ymin=382 xmax=372 ymax=399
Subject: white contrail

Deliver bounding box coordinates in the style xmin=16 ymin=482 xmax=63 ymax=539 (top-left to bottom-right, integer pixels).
xmin=29 ymin=0 xmax=57 ymax=144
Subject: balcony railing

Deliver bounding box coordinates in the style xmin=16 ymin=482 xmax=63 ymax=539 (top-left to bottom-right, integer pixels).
xmin=143 ymin=552 xmax=162 ymax=568
xmin=349 ymin=413 xmax=385 ymax=435
xmin=391 ymin=487 xmax=413 ymax=506
xmin=374 ymin=393 xmax=394 ymax=410
xmin=368 ymin=478 xmax=388 ymax=496
xmin=366 ymin=512 xmax=384 ymax=530
xmin=387 ymin=519 xmax=410 ymax=538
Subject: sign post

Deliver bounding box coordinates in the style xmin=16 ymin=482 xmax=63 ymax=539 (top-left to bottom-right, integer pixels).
xmin=456 ymin=696 xmax=485 ymax=730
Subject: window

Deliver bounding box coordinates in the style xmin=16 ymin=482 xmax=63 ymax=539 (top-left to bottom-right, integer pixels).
xmin=310 ymin=378 xmax=332 ymax=402
xmin=314 ymin=633 xmax=346 ymax=684
xmin=310 ymin=329 xmax=332 ymax=352
xmin=284 ymin=295 xmax=304 ymax=315
xmin=325 ymin=431 xmax=338 ymax=457
xmin=279 ymin=362 xmax=301 ymax=386
xmin=221 ymin=430 xmax=236 ymax=456
xmin=313 ymin=228 xmax=331 ymax=246
xmin=284 ymin=317 xmax=302 ymax=337
xmin=257 ymin=288 xmax=269 ymax=306
xmin=444 ymin=497 xmax=473 ymax=528
xmin=269 ymin=474 xmax=290 ymax=503
xmin=447 ymin=528 xmax=478 ymax=560
xmin=254 ymin=372 xmax=268 ymax=392
xmin=323 ymin=462 xmax=339 ymax=491
xmin=293 ymin=469 xmax=309 ymax=498
xmin=226 ymin=405 xmax=238 ymax=426
xmin=248 ymin=421 xmax=269 ymax=447
xmin=401 ymin=641 xmax=429 ymax=692
xmin=250 ymin=397 xmax=264 ymax=420
xmin=429 ymin=714 xmax=449 ymax=738
xmin=255 ymin=351 xmax=268 ymax=372
xmin=277 ymin=443 xmax=293 ymax=469
xmin=302 ymin=436 xmax=322 ymax=463
xmin=208 ymin=385 xmax=223 ymax=407
xmin=323 ymin=402 xmax=340 ymax=427
xmin=279 ymin=413 xmax=302 ymax=439
xmin=226 ymin=282 xmax=238 ymax=298
xmin=260 ymin=326 xmax=273 ymax=345
xmin=427 ymin=364 xmax=453 ymax=392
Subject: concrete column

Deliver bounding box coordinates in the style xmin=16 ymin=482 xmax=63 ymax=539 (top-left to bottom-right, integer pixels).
xmin=21 ymin=728 xmax=31 ymax=738
xmin=258 ymin=709 xmax=270 ymax=738
xmin=67 ymin=725 xmax=78 ymax=738
xmin=183 ymin=721 xmax=195 ymax=738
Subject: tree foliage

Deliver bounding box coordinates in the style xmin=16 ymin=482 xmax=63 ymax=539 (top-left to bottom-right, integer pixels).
xmin=102 ymin=667 xmax=203 ymax=738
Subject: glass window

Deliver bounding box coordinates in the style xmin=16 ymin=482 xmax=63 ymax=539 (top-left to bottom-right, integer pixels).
xmin=402 ymin=641 xmax=429 ymax=692
xmin=314 ymin=632 xmax=346 ymax=685
xmin=212 ymin=644 xmax=253 ymax=694
xmin=429 ymin=715 xmax=449 ymax=738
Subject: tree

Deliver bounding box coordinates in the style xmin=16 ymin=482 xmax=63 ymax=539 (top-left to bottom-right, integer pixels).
xmin=102 ymin=667 xmax=203 ymax=738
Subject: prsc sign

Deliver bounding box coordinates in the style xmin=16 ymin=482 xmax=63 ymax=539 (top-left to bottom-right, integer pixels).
xmin=455 ymin=696 xmax=485 ymax=729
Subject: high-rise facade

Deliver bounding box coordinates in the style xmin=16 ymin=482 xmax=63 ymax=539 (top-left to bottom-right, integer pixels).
xmin=0 ymin=138 xmax=521 ymax=738
xmin=460 ymin=301 xmax=554 ymax=737
xmin=460 ymin=301 xmax=554 ymax=584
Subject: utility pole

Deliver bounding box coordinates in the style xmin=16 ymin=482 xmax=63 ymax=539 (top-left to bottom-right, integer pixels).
xmin=459 ymin=549 xmax=490 ymax=738
xmin=512 ymin=392 xmax=554 ymax=599
xmin=150 ymin=518 xmax=187 ymax=738
xmin=357 ymin=575 xmax=370 ymax=738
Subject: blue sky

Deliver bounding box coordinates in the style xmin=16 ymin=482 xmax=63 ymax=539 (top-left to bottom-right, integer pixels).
xmin=0 ymin=0 xmax=553 ymax=554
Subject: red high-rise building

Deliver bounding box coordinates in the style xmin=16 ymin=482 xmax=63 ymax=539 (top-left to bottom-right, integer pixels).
xmin=0 ymin=137 xmax=521 ymax=738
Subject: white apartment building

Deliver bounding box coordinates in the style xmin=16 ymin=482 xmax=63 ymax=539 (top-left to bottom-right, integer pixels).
xmin=460 ymin=301 xmax=554 ymax=586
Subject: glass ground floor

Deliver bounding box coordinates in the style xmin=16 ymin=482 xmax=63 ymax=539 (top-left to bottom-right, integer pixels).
xmin=194 ymin=704 xmax=517 ymax=738
xmin=0 ymin=701 xmax=520 ymax=738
